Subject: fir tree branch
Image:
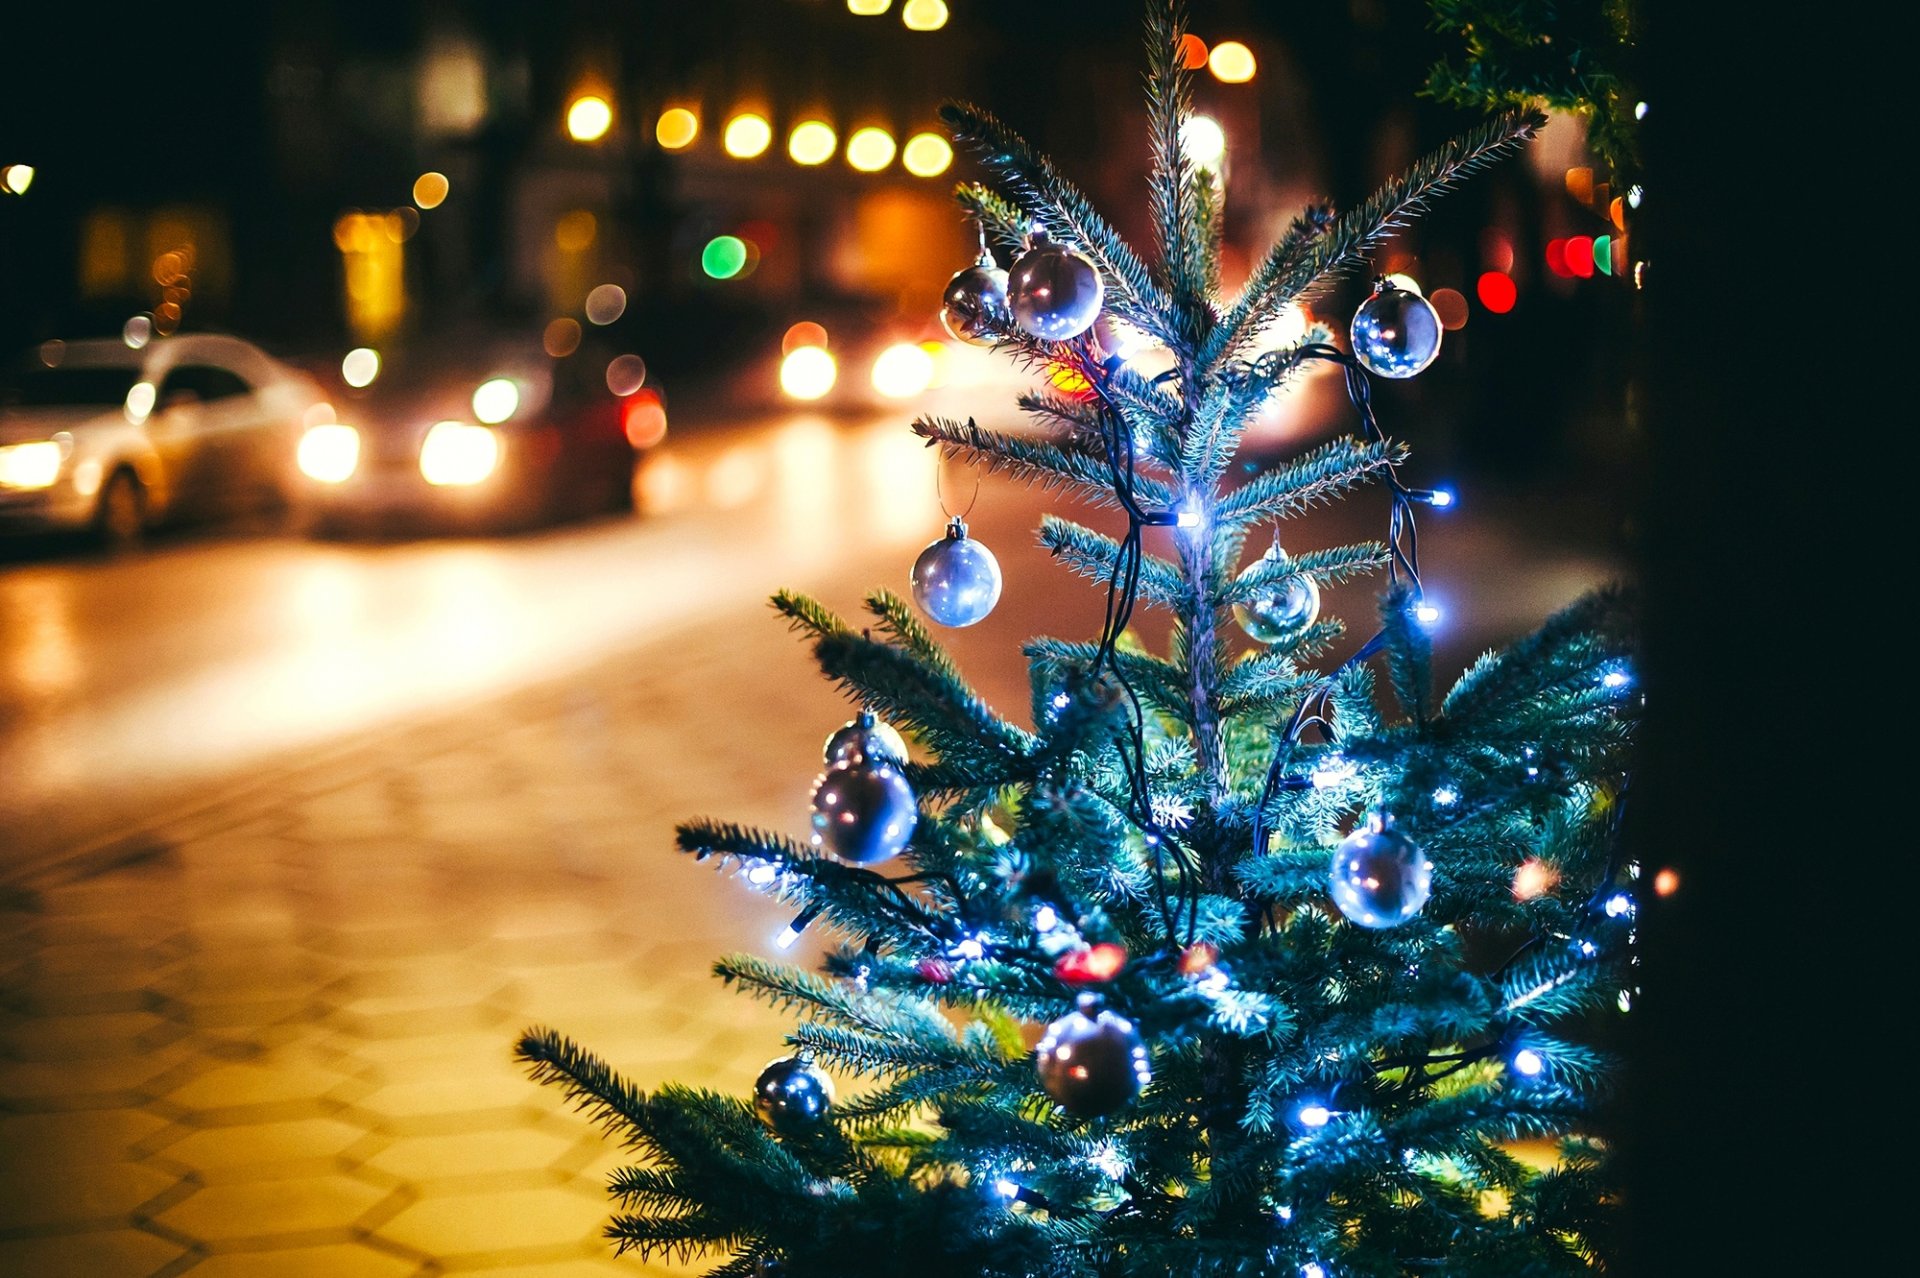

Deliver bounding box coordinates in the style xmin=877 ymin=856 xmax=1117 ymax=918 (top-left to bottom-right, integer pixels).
xmin=912 ymin=415 xmax=1172 ymax=513
xmin=1203 ymin=111 xmax=1544 ymax=370
xmin=1215 ymin=542 xmax=1391 ymax=608
xmin=1040 ymin=515 xmax=1189 ymax=610
xmin=941 ymin=101 xmax=1180 ymax=350
xmin=812 ymin=632 xmax=1035 ymax=768
xmin=1143 ymin=0 xmax=1210 ymax=346
xmin=771 ymin=589 xmax=852 ymax=642
xmin=1215 ymin=436 xmax=1399 ymax=529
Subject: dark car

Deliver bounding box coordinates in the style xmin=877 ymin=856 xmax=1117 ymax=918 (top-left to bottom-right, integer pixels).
xmin=295 ymin=332 xmax=652 ymax=533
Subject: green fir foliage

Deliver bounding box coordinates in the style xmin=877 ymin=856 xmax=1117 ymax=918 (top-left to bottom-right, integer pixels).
xmin=521 ymin=4 xmax=1633 ymax=1275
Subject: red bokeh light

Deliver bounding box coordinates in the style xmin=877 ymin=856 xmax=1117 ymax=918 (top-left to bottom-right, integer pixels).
xmin=1476 ymin=271 xmax=1517 ymax=314
xmin=781 ymin=321 xmax=828 ymax=354
xmin=1565 ymin=235 xmax=1596 ymax=279
xmin=623 ymin=389 xmax=668 ymax=449
xmin=1545 ymin=238 xmax=1571 ymax=278
xmin=1429 ymin=287 xmax=1469 ymax=330
xmin=1176 ymin=33 xmax=1208 ymax=69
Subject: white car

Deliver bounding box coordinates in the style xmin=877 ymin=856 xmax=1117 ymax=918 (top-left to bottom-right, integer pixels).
xmin=0 ymin=334 xmax=324 ymax=545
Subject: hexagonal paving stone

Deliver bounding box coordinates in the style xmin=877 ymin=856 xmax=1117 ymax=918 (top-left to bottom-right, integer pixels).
xmin=0 ymin=1108 xmax=169 ymax=1172
xmin=0 ymin=1009 xmax=182 ymax=1060
xmin=375 ymin=1184 xmax=609 ymax=1259
xmin=353 ymin=1065 xmax=535 ymax=1125
xmin=154 ymin=1116 xmax=375 ymax=1179
xmin=0 ymin=1162 xmax=180 ymax=1231
xmin=0 ymin=1227 xmax=185 ymax=1277
xmin=180 ymin=1241 xmax=419 ymax=1278
xmin=364 ymin=1127 xmax=577 ymax=1183
xmin=164 ymin=1057 xmax=359 ymax=1114
xmin=150 ymin=1174 xmax=397 ymax=1242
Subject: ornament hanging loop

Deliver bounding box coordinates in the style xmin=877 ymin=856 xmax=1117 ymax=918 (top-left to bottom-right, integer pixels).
xmin=935 ymin=453 xmax=981 ymax=522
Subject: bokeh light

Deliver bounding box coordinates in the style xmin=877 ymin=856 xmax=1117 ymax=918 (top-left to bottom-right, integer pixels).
xmin=656 ymin=108 xmax=699 ymax=150
xmin=1480 ymin=228 xmax=1515 ymax=273
xmin=1564 ymin=235 xmax=1596 ymax=279
xmin=1180 ymin=115 xmax=1225 ymax=168
xmin=543 ymin=317 xmax=583 ymax=357
xmin=297 ymin=424 xmax=360 ymax=484
xmin=412 ymin=171 xmax=449 ymax=210
xmin=1385 ymin=272 xmax=1423 ymax=296
xmin=419 ymin=421 xmax=501 ymax=486
xmin=846 ymin=127 xmax=896 ymax=172
xmin=782 ymin=321 xmax=829 ymax=354
xmin=554 ymin=210 xmax=597 ymax=253
xmin=871 ymin=343 xmax=935 ymax=398
xmin=623 ymin=388 xmax=669 ymax=448
xmin=341 ymin=347 xmax=381 ymax=388
xmin=471 ymin=378 xmax=520 ymax=424
xmin=124 ymin=381 xmax=156 ymax=421
xmin=702 ymin=235 xmax=749 ymax=279
xmin=788 ymin=121 xmax=838 ymax=166
xmin=567 ymin=95 xmax=614 ymax=142
xmin=1544 ymin=237 xmax=1571 ymax=278
xmin=1592 ymin=234 xmax=1613 ymax=276
xmin=901 ymin=0 xmax=948 ymax=29
xmin=122 ymin=315 xmax=153 ymax=350
xmin=606 ymin=354 xmax=648 ymax=396
xmin=847 ymin=0 xmax=891 ymax=11
xmin=723 ymin=113 xmax=773 ymax=159
xmin=1208 ymin=40 xmax=1256 ymax=82
xmin=1176 ymin=34 xmax=1208 ymax=70
xmin=1476 ymin=272 xmax=1517 ymax=313
xmin=780 ymin=346 xmax=837 ymax=400
xmin=1 ymin=164 xmax=33 ymax=195
xmin=902 ymin=133 xmax=953 ymax=177
xmin=1428 ymin=287 xmax=1469 ymax=330
xmin=1564 ymin=166 xmax=1594 ymax=205
xmin=1652 ymin=866 xmax=1680 ymax=896
xmin=585 ymin=283 xmax=628 ymax=325
xmin=1511 ymin=858 xmax=1559 ymax=900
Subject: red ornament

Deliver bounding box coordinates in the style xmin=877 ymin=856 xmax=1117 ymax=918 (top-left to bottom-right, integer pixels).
xmin=916 ymin=957 xmax=954 ymax=984
xmin=1053 ymin=942 xmax=1128 ymax=985
xmin=1178 ymin=942 xmax=1219 ymax=977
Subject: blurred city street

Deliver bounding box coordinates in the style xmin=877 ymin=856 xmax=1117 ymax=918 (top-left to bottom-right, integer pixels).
xmin=0 ymin=398 xmax=1621 ymax=1275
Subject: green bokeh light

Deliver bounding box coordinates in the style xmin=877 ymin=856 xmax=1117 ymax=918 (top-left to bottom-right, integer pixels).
xmin=1593 ymin=235 xmax=1612 ymax=277
xmin=702 ymin=236 xmax=748 ymax=280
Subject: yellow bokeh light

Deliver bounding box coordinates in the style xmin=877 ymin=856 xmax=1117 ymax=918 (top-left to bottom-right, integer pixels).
xmin=1208 ymin=40 xmax=1257 ymax=83
xmin=871 ymin=343 xmax=935 ymax=398
xmin=554 ymin=209 xmax=597 ymax=253
xmin=2 ymin=165 xmax=35 ymax=195
xmin=412 ymin=171 xmax=450 ymax=210
xmin=901 ymin=132 xmax=953 ymax=177
xmin=567 ymin=95 xmax=614 ymax=143
xmin=846 ymin=127 xmax=897 ymax=172
xmin=341 ymin=347 xmax=381 ymax=388
xmin=724 ymin=113 xmax=773 ymax=159
xmin=1181 ymin=115 xmax=1226 ymax=169
xmin=788 ymin=121 xmax=838 ymax=166
xmin=847 ymin=0 xmax=891 ymax=12
xmin=780 ymin=346 xmax=837 ymax=400
xmin=656 ymin=107 xmax=699 ymax=150
xmin=901 ymin=0 xmax=948 ymax=30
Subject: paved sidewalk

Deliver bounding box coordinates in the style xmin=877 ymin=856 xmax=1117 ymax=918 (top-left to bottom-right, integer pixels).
xmin=0 ymin=600 xmax=861 ymax=1276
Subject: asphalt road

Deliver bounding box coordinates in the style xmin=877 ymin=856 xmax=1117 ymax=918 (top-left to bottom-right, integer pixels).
xmin=0 ymin=395 xmax=1623 ymax=880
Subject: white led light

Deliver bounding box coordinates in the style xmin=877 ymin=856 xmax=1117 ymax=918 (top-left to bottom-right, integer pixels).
xmin=1032 ymin=906 xmax=1059 ymax=933
xmin=1275 ymin=1205 xmax=1294 ymax=1223
xmin=1577 ymin=940 xmax=1599 ymax=958
xmin=1311 ymin=756 xmax=1357 ymax=790
xmin=1430 ymin=488 xmax=1455 ymax=507
xmin=1512 ymin=1048 xmax=1545 ymax=1077
xmin=993 ymin=1177 xmax=1020 ymax=1199
xmin=1604 ymin=893 xmax=1634 ymax=918
xmin=950 ymin=936 xmax=986 ymax=961
xmin=1176 ymin=509 xmax=1201 ymax=528
xmin=1413 ymin=602 xmax=1442 ymax=626
xmin=1297 ymin=1104 xmax=1332 ymax=1128
xmin=1601 ymin=669 xmax=1631 ymax=689
xmin=1087 ymin=1141 xmax=1127 ymax=1178
xmin=1302 ymin=1264 xmax=1326 ymax=1278
xmin=1432 ymin=787 xmax=1459 ymax=807
xmin=776 ymin=925 xmax=803 ymax=949
xmin=1051 ymin=691 xmax=1072 ymax=710
xmin=746 ymin=862 xmax=779 ymax=886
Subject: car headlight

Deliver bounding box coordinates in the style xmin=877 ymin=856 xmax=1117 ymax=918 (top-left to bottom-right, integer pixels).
xmin=419 ymin=421 xmax=500 ymax=486
xmin=298 ymin=423 xmax=361 ymax=484
xmin=0 ymin=440 xmax=64 ymax=490
xmin=471 ymin=378 xmax=519 ymax=424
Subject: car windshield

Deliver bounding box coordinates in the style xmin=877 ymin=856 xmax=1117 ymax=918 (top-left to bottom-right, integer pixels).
xmin=0 ymin=364 xmax=143 ymax=408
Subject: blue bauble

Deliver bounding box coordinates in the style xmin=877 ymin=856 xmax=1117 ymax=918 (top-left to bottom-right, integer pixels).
xmin=823 ymin=711 xmax=909 ymax=767
xmin=753 ymin=1055 xmax=834 ymax=1134
xmin=911 ymin=518 xmax=1002 ymax=627
xmin=810 ymin=758 xmax=917 ymax=865
xmin=940 ymin=257 xmax=1011 ymax=346
xmin=1350 ymin=282 xmax=1443 ymax=379
xmin=1007 ymin=230 xmax=1104 ymax=341
xmin=1231 ymin=544 xmax=1321 ymax=644
xmin=1328 ymin=824 xmax=1433 ymax=928
xmin=1035 ymin=993 xmax=1151 ymax=1117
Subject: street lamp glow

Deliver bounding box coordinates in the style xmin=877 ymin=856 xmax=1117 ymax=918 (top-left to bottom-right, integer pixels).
xmin=0 ymin=441 xmax=63 ymax=490
xmin=902 ymin=132 xmax=953 ymax=177
xmin=1208 ymin=40 xmax=1257 ymax=83
xmin=419 ymin=421 xmax=501 ymax=486
xmin=566 ymin=95 xmax=614 ymax=142
xmin=901 ymin=0 xmax=948 ymax=29
xmin=788 ymin=120 xmax=838 ymax=166
xmin=342 ymin=347 xmax=381 ymax=388
xmin=781 ymin=346 xmax=837 ymax=400
xmin=871 ymin=343 xmax=935 ymax=398
xmin=471 ymin=378 xmax=520 ymax=424
xmin=297 ymin=424 xmax=361 ymax=484
xmin=656 ymin=108 xmax=699 ymax=150
xmin=1180 ymin=115 xmax=1226 ymax=168
xmin=846 ymin=127 xmax=896 ymax=172
xmin=1 ymin=164 xmax=33 ymax=195
xmin=723 ymin=113 xmax=773 ymax=159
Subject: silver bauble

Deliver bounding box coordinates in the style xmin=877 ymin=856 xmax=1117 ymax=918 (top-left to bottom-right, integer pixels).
xmin=1350 ymin=281 xmax=1443 ymax=379
xmin=1231 ymin=544 xmax=1321 ymax=644
xmin=824 ymin=711 xmax=909 ymax=767
xmin=940 ymin=254 xmax=1011 ymax=346
xmin=809 ymin=758 xmax=918 ymax=865
xmin=1034 ymin=993 xmax=1151 ymax=1118
xmin=753 ymin=1055 xmax=835 ymax=1134
xmin=911 ymin=517 xmax=1002 ymax=627
xmin=1328 ymin=823 xmax=1433 ymax=928
xmin=1007 ymin=229 xmax=1104 ymax=341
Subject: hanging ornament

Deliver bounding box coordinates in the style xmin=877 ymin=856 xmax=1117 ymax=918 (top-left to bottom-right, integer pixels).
xmin=1053 ymin=942 xmax=1128 ymax=985
xmin=824 ymin=711 xmax=909 ymax=767
xmin=1007 ymin=227 xmax=1104 ymax=341
xmin=940 ymin=237 xmax=1012 ymax=346
xmin=916 ymin=957 xmax=955 ymax=984
xmin=911 ymin=517 xmax=1002 ymax=627
xmin=810 ymin=757 xmax=918 ymax=864
xmin=1178 ymin=942 xmax=1220 ymax=978
xmin=1328 ymin=820 xmax=1434 ymax=929
xmin=1231 ymin=542 xmax=1320 ymax=644
xmin=1035 ymin=993 xmax=1151 ymax=1118
xmin=753 ymin=1054 xmax=835 ymax=1135
xmin=1350 ymin=279 xmax=1443 ymax=379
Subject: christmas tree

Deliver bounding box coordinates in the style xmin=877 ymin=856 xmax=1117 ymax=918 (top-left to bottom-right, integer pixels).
xmin=518 ymin=4 xmax=1636 ymax=1273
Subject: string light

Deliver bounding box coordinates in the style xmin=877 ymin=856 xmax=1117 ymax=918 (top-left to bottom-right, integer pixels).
xmin=1413 ymin=601 xmax=1442 ymax=627
xmin=1432 ymin=787 xmax=1459 ymax=807
xmin=1511 ymin=1048 xmax=1545 ymax=1077
xmin=1296 ymin=1103 xmax=1332 ymax=1128
xmin=776 ymin=906 xmax=822 ymax=949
